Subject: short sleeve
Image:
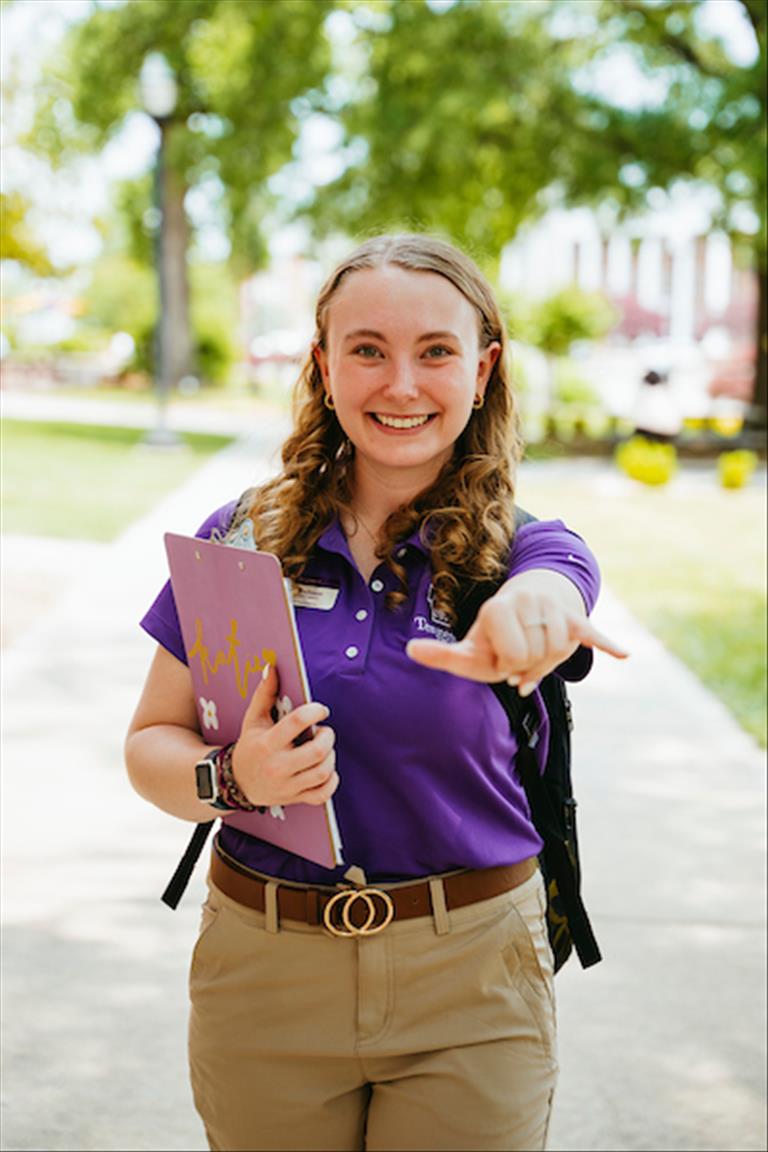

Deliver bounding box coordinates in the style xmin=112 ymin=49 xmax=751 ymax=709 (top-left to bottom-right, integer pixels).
xmin=509 ymin=519 xmax=602 ymax=682
xmin=139 ymin=500 xmax=239 ymax=663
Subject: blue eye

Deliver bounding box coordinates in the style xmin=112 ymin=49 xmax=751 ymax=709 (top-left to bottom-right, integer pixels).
xmin=353 ymin=344 xmax=382 ymax=358
xmin=424 ymin=345 xmax=452 ymax=358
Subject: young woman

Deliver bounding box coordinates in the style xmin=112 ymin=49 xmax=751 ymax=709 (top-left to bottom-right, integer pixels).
xmin=126 ymin=233 xmax=626 ymax=1152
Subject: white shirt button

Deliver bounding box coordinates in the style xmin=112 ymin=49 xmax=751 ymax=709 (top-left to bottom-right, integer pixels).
xmin=355 ymin=609 xmax=368 ymax=622
xmin=371 ymin=579 xmax=384 ymax=592
xmin=345 ymin=645 xmax=359 ymax=659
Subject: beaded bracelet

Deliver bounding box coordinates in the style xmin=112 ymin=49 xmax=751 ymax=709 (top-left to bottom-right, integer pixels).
xmin=215 ymin=744 xmax=257 ymax=812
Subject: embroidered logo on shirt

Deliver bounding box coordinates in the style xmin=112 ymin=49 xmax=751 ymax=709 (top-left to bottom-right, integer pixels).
xmin=412 ymin=584 xmax=457 ymax=643
xmin=427 ymin=583 xmax=453 ymax=629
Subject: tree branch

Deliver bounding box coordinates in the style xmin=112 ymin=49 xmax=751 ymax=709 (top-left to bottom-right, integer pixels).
xmin=617 ymin=0 xmax=729 ymax=79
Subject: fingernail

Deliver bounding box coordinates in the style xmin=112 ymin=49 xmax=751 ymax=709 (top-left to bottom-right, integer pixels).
xmin=518 ymin=681 xmax=535 ymax=697
xmin=506 ymin=675 xmax=521 ymax=686
xmin=262 ymin=663 xmax=271 ymax=681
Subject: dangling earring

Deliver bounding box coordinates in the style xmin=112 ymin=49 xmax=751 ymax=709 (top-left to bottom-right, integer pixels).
xmin=324 ymin=393 xmax=335 ymax=411
xmin=472 ymin=394 xmax=485 ymax=410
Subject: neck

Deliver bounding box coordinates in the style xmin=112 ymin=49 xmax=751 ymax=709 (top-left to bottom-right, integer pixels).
xmin=348 ymin=458 xmax=440 ymax=529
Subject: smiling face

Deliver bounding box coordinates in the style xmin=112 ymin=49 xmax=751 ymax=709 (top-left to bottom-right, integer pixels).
xmin=315 ymin=265 xmax=500 ymax=493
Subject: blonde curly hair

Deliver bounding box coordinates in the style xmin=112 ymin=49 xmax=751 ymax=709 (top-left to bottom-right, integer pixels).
xmin=239 ymin=233 xmax=523 ymax=623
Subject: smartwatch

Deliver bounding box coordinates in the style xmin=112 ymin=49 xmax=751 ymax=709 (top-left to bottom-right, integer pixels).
xmin=195 ymin=748 xmax=234 ymax=811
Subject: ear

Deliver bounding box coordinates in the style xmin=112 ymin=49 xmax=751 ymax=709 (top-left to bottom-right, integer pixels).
xmin=476 ymin=341 xmax=501 ymax=399
xmin=313 ymin=343 xmax=329 ymax=387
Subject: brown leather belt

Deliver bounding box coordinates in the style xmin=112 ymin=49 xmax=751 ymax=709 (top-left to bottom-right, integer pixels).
xmin=211 ymin=839 xmax=537 ymax=937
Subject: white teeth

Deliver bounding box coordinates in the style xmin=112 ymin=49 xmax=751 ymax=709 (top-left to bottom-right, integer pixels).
xmin=375 ymin=414 xmax=430 ymax=429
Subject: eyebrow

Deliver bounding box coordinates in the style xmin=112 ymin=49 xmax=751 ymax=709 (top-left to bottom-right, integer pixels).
xmin=342 ymin=328 xmax=461 ymax=344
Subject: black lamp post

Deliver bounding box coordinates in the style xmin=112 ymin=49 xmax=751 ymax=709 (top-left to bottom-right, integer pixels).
xmin=140 ymin=52 xmax=181 ymax=447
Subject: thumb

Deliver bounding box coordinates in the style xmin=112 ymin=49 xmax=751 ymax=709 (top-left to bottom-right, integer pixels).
xmin=241 ymin=662 xmax=279 ymax=731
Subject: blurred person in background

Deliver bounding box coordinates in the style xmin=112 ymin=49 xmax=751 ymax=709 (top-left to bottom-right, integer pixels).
xmin=125 ymin=233 xmax=625 ymax=1152
xmin=632 ymin=367 xmax=682 ymax=444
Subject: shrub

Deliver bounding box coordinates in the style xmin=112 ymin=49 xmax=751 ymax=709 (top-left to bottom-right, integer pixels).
xmin=615 ymin=435 xmax=677 ymax=486
xmin=718 ymin=450 xmax=759 ymax=489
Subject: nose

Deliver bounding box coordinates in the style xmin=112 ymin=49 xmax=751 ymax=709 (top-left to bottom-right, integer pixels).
xmin=383 ymin=357 xmax=419 ymax=402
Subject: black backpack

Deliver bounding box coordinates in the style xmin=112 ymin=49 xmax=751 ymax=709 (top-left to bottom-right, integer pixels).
xmin=454 ymin=507 xmax=602 ymax=973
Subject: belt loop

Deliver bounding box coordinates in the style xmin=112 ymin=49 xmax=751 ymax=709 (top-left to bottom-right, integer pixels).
xmin=264 ymin=880 xmax=280 ymax=934
xmin=428 ymin=877 xmax=450 ymax=936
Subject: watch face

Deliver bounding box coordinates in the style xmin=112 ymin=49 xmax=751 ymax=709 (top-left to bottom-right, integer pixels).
xmin=195 ymin=760 xmax=215 ymax=802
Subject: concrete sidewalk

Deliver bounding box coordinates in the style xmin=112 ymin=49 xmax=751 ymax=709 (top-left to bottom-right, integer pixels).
xmin=1 ymin=428 xmax=766 ymax=1152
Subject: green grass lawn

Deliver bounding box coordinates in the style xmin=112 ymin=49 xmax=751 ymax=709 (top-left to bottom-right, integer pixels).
xmin=518 ymin=464 xmax=768 ymax=747
xmin=1 ymin=419 xmax=234 ymax=542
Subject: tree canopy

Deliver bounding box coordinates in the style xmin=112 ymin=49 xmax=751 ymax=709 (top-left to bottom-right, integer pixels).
xmin=25 ymin=0 xmax=765 ymax=270
xmin=309 ymin=0 xmax=765 ymax=266
xmin=15 ymin=0 xmax=766 ymax=416
xmin=30 ymin=0 xmax=335 ymax=271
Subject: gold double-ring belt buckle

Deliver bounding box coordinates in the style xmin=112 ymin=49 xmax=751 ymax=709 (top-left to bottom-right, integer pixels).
xmin=322 ymin=887 xmax=395 ymax=938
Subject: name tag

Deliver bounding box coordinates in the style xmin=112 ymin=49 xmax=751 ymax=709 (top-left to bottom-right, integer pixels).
xmin=291 ymin=580 xmax=340 ymax=611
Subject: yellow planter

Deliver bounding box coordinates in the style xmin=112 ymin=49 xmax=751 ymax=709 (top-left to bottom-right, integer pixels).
xmin=718 ymin=450 xmax=758 ymax=489
xmin=615 ymin=436 xmax=677 ymax=487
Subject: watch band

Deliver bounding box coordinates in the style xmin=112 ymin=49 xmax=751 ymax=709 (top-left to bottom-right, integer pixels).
xmin=195 ymin=747 xmax=235 ymax=810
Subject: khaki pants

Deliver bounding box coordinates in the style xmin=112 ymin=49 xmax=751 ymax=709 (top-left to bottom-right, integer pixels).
xmin=189 ymin=868 xmax=557 ymax=1152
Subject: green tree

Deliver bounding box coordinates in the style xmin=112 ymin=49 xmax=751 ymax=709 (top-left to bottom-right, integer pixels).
xmin=0 ymin=191 xmax=54 ymax=276
xmin=30 ymin=0 xmax=335 ymax=386
xmin=310 ymin=0 xmax=766 ymax=426
xmin=311 ymin=0 xmax=585 ymax=262
xmin=528 ymin=288 xmax=617 ymax=407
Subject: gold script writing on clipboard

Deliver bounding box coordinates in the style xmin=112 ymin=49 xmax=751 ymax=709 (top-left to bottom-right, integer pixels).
xmin=187 ymin=617 xmax=277 ymax=700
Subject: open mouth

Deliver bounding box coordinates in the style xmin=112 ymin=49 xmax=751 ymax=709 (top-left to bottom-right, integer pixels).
xmin=370 ymin=413 xmax=436 ymax=430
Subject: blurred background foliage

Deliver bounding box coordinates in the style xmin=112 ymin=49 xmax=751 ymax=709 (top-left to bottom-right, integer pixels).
xmin=3 ymin=0 xmax=764 ymax=412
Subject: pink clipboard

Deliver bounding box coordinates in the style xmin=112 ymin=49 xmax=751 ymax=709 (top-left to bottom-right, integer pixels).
xmin=164 ymin=533 xmax=343 ymax=869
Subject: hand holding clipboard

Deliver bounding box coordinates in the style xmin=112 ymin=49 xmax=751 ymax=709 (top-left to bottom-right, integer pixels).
xmin=164 ymin=533 xmax=343 ymax=869
xmin=231 ymin=662 xmax=339 ymax=810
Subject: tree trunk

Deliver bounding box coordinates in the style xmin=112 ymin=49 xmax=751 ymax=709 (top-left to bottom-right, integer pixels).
xmin=158 ymin=121 xmax=193 ymax=392
xmin=746 ymin=262 xmax=767 ymax=435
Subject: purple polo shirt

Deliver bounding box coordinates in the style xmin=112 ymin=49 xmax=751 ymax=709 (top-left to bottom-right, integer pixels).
xmin=141 ymin=504 xmax=600 ymax=885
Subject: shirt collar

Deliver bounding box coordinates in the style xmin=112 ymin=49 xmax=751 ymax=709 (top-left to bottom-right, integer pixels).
xmin=316 ymin=516 xmax=431 ymax=560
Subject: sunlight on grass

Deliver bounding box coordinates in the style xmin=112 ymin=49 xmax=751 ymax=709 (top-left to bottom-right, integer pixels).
xmin=1 ymin=420 xmax=234 ymax=542
xmin=518 ymin=465 xmax=767 ymax=747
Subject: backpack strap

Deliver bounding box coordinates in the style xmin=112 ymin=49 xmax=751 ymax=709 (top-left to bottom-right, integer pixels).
xmin=494 ymin=699 xmax=601 ymax=968
xmin=454 ymin=506 xmax=601 ymax=969
xmin=161 ymin=820 xmax=216 ymax=909
xmin=229 ymin=486 xmax=258 ymax=535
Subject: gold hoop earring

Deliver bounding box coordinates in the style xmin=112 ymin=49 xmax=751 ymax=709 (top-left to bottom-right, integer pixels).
xmin=472 ymin=394 xmax=485 ymax=410
xmin=324 ymin=393 xmax=335 ymax=411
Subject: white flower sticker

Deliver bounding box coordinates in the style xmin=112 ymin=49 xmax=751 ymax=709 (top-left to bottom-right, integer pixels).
xmin=274 ymin=695 xmax=294 ymax=720
xmin=199 ymin=697 xmax=219 ymax=731
xmin=269 ymin=805 xmax=286 ymax=821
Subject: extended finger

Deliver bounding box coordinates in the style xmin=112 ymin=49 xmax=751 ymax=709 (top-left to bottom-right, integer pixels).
xmin=568 ymin=616 xmax=629 ymax=658
xmin=406 ymin=637 xmax=500 ymax=682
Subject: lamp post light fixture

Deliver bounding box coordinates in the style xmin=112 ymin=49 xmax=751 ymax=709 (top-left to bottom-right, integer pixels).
xmin=139 ymin=52 xmax=182 ymax=447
